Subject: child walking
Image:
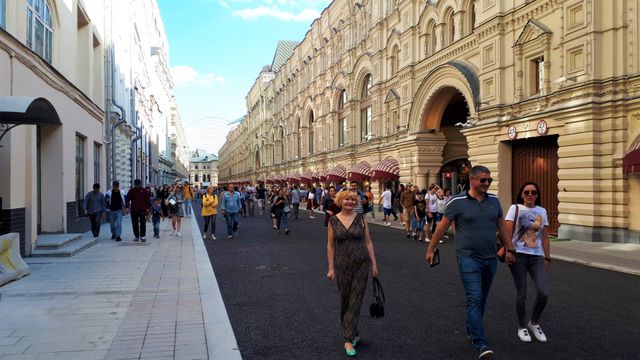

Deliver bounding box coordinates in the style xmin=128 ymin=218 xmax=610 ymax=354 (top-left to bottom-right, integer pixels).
xmin=151 ymin=198 xmax=164 ymax=239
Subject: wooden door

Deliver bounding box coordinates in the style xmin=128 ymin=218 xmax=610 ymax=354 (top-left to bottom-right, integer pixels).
xmin=512 ymin=135 xmax=560 ymax=235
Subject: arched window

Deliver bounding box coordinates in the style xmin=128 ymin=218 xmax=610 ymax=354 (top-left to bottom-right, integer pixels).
xmin=425 ymin=20 xmax=436 ymax=56
xmin=468 ymin=0 xmax=477 ymax=34
xmin=308 ymin=111 xmax=314 ymax=155
xmin=27 ymin=0 xmax=54 ymax=63
xmin=444 ymin=8 xmax=455 ymax=46
xmin=296 ymin=117 xmax=301 ymax=158
xmin=390 ymin=45 xmax=400 ymax=76
xmin=338 ymin=90 xmax=347 ymax=147
xmin=279 ymin=127 xmax=285 ymax=162
xmin=360 ymin=74 xmax=373 ymax=142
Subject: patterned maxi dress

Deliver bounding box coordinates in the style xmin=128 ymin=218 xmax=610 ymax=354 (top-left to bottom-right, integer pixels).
xmin=330 ymin=214 xmax=370 ymax=342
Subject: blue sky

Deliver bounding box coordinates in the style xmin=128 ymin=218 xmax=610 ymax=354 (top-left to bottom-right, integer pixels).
xmin=157 ymin=0 xmax=331 ymax=155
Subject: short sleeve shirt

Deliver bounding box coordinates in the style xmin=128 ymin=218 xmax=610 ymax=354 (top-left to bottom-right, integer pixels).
xmin=505 ymin=205 xmax=549 ymax=256
xmin=381 ymin=190 xmax=393 ymax=209
xmin=444 ymin=191 xmax=504 ymax=259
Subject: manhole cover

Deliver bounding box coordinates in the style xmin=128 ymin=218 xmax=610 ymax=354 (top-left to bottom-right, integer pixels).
xmin=255 ymin=264 xmax=289 ymax=272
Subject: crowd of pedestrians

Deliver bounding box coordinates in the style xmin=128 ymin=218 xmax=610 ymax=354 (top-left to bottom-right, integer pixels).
xmin=81 ymin=164 xmax=552 ymax=359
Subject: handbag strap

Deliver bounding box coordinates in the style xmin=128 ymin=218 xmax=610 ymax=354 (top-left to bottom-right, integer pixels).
xmin=372 ymin=277 xmax=385 ymax=303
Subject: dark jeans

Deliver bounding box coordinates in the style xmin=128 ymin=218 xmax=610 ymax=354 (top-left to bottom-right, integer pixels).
xmin=509 ymin=253 xmax=549 ymax=328
xmin=225 ymin=212 xmax=239 ymax=235
xmin=292 ymin=203 xmax=300 ymax=219
xmin=457 ymin=256 xmax=498 ymax=351
xmin=131 ymin=210 xmax=147 ymax=239
xmin=88 ymin=212 xmax=102 ymax=237
xmin=152 ymin=218 xmax=160 ymax=237
xmin=276 ymin=208 xmax=288 ymax=230
xmin=203 ymin=214 xmax=217 ymax=236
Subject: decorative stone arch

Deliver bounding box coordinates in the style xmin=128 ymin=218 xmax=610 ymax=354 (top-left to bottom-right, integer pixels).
xmin=437 ymin=0 xmax=462 ymax=18
xmin=460 ymin=0 xmax=477 ymax=34
xmin=409 ymin=60 xmax=479 ymax=132
xmin=383 ymin=89 xmax=401 ymax=136
xmin=351 ymin=54 xmax=374 ymax=99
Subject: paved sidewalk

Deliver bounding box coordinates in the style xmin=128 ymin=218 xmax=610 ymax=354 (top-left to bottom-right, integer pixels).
xmin=0 ymin=213 xmax=241 ymax=360
xmin=314 ymin=208 xmax=640 ymax=276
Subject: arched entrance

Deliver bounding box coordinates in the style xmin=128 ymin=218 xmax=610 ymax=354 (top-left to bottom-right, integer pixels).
xmin=420 ymin=88 xmax=471 ymax=192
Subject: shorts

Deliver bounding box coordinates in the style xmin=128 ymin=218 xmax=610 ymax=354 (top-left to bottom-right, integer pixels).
xmin=383 ymin=207 xmax=393 ymax=216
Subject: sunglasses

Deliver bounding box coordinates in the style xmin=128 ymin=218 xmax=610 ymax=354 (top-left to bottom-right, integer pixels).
xmin=477 ymin=177 xmax=493 ymax=184
xmin=523 ymin=190 xmax=538 ymax=196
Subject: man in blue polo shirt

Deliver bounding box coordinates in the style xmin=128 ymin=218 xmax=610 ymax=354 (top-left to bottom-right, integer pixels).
xmin=220 ymin=184 xmax=242 ymax=239
xmin=426 ymin=165 xmax=515 ymax=359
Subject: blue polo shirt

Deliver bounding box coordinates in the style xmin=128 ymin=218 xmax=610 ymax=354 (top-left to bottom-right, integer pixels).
xmin=444 ymin=191 xmax=503 ymax=259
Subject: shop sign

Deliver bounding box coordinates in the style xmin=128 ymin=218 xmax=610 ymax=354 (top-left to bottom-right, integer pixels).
xmin=537 ymin=120 xmax=549 ymax=136
xmin=507 ymin=125 xmax=518 ymax=140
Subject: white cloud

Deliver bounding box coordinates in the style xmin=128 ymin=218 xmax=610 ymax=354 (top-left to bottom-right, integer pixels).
xmin=219 ymin=0 xmax=230 ymax=8
xmin=232 ymin=6 xmax=320 ymax=21
xmin=171 ymin=65 xmax=225 ymax=86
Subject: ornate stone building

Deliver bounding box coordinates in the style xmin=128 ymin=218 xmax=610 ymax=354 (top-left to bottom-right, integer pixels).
xmin=218 ymin=0 xmax=640 ymax=243
xmin=189 ymin=149 xmax=218 ymax=188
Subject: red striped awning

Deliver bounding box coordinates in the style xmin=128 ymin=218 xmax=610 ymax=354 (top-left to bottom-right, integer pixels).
xmin=624 ymin=137 xmax=640 ymax=175
xmin=275 ymin=175 xmax=287 ymax=183
xmin=326 ymin=164 xmax=348 ymax=182
xmin=311 ymin=172 xmax=320 ymax=181
xmin=287 ymin=173 xmax=301 ymax=183
xmin=265 ymin=175 xmax=275 ymax=184
xmin=300 ymin=170 xmax=314 ymax=183
xmin=347 ymin=161 xmax=372 ymax=181
xmin=371 ymin=158 xmax=400 ymax=181
xmin=318 ymin=169 xmax=329 ymax=182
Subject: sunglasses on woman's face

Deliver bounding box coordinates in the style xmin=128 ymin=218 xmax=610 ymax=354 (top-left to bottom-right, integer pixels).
xmin=523 ymin=190 xmax=538 ymax=196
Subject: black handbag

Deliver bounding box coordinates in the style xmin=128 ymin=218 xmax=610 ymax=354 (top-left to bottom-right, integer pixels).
xmin=369 ymin=277 xmax=385 ymax=319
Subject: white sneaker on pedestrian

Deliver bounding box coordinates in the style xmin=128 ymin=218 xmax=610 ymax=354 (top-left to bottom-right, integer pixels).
xmin=203 ymin=234 xmax=207 ymax=239
xmin=227 ymin=235 xmax=233 ymax=239
xmin=212 ymin=235 xmax=217 ymax=240
xmin=517 ymin=328 xmax=532 ymax=342
xmin=177 ymin=232 xmax=182 ymax=237
xmin=425 ymin=238 xmax=431 ymax=243
xmin=385 ymin=222 xmax=391 ymax=226
xmin=439 ymin=240 xmax=444 ymax=244
xmin=527 ymin=321 xmax=547 ymax=342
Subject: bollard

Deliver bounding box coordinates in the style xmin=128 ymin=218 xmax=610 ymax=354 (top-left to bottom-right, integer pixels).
xmin=0 ymin=233 xmax=31 ymax=287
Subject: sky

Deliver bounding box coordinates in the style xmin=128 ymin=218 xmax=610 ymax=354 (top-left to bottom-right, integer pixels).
xmin=157 ymin=0 xmax=332 ymax=156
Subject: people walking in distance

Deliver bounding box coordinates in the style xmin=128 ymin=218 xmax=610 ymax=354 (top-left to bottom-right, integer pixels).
xmin=125 ymin=179 xmax=151 ymax=242
xmin=326 ymin=190 xmax=379 ymax=357
xmin=426 ymin=165 xmax=516 ymax=359
xmin=268 ymin=186 xmax=279 ymax=228
xmin=246 ymin=187 xmax=256 ymax=216
xmin=365 ymin=186 xmax=376 ymax=222
xmin=412 ymin=191 xmax=427 ymax=242
xmin=323 ymin=186 xmax=340 ymax=227
xmin=202 ymin=185 xmax=219 ymax=240
xmin=348 ymin=181 xmax=369 ymax=215
xmin=395 ymin=183 xmax=405 ymax=225
xmin=256 ymin=184 xmax=267 ymax=215
xmin=290 ymin=184 xmax=301 ymax=219
xmin=436 ymin=188 xmax=448 ymax=241
xmin=274 ymin=189 xmax=291 ymax=235
xmin=400 ymin=183 xmax=416 ymax=237
xmin=159 ymin=184 xmax=170 ymax=217
xmin=221 ymin=184 xmax=241 ymax=239
xmin=505 ymin=182 xmax=551 ymax=344
xmin=105 ymin=180 xmax=126 ymax=242
xmin=182 ymin=181 xmax=194 ymax=217
xmin=167 ymin=183 xmax=185 ymax=237
xmin=306 ymin=185 xmax=317 ymax=219
xmin=83 ymin=183 xmax=106 ymax=240
xmin=150 ymin=198 xmax=164 ymax=239
xmin=239 ymin=187 xmax=247 ymax=218
xmin=315 ymin=185 xmax=323 ymax=209
xmin=426 ymin=184 xmax=440 ymax=242
xmin=379 ymin=183 xmax=398 ymax=226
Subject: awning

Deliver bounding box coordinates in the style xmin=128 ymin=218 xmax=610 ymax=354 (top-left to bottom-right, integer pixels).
xmin=300 ymin=170 xmax=314 ymax=183
xmin=0 ymin=97 xmax=61 ymax=125
xmin=347 ymin=161 xmax=372 ymax=181
xmin=371 ymin=158 xmax=400 ymax=181
xmin=624 ymin=137 xmax=640 ymax=174
xmin=326 ymin=164 xmax=348 ymax=182
xmin=265 ymin=175 xmax=275 ymax=184
xmin=275 ymin=175 xmax=286 ymax=183
xmin=318 ymin=170 xmax=329 ymax=182
xmin=287 ymin=173 xmax=301 ymax=183
xmin=311 ymin=172 xmax=320 ymax=182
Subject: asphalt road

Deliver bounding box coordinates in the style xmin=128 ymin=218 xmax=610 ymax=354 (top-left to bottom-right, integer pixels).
xmin=192 ymin=202 xmax=640 ymax=360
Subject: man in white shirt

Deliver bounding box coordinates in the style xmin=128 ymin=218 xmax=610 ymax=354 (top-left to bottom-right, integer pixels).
xmin=379 ymin=183 xmax=395 ymax=226
xmin=426 ymin=183 xmax=440 ymax=241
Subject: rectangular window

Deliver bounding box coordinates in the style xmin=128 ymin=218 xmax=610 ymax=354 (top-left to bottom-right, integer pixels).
xmin=339 ymin=118 xmax=346 ymax=147
xmin=309 ymin=131 xmax=314 ymax=154
xmin=0 ymin=0 xmax=6 ymax=29
xmin=76 ymin=134 xmax=86 ymax=217
xmin=531 ymin=57 xmax=544 ymax=95
xmin=93 ymin=143 xmax=101 ymax=185
xmin=360 ymin=106 xmax=372 ymax=142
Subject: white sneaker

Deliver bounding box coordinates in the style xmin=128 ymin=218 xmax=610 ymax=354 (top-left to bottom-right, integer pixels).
xmin=385 ymin=222 xmax=391 ymax=226
xmin=203 ymin=234 xmax=207 ymax=239
xmin=425 ymin=238 xmax=431 ymax=243
xmin=528 ymin=321 xmax=547 ymax=342
xmin=517 ymin=328 xmax=532 ymax=342
xmin=177 ymin=232 xmax=182 ymax=237
xmin=212 ymin=235 xmax=217 ymax=240
xmin=439 ymin=240 xmax=444 ymax=244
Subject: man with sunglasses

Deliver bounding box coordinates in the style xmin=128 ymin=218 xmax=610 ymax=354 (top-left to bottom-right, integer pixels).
xmin=426 ymin=165 xmax=515 ymax=359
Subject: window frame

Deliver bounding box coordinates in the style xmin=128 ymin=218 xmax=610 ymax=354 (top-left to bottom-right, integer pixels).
xmin=75 ymin=134 xmax=86 ymax=217
xmin=27 ymin=0 xmax=54 ymax=63
xmin=93 ymin=142 xmax=101 ymax=185
xmin=359 ymin=74 xmax=373 ymax=143
xmin=0 ymin=0 xmax=6 ymax=29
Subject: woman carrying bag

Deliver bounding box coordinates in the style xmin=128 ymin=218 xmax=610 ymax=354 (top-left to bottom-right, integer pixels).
xmin=505 ymin=181 xmax=551 ymax=343
xmin=326 ymin=190 xmax=379 ymax=357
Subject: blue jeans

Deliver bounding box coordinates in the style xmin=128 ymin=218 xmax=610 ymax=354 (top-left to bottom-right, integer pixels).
xmin=152 ymin=218 xmax=160 ymax=237
xmin=457 ymin=256 xmax=498 ymax=351
xmin=184 ymin=200 xmax=192 ymax=216
xmin=225 ymin=212 xmax=239 ymax=236
xmin=109 ymin=210 xmax=123 ymax=237
xmin=276 ymin=208 xmax=288 ymax=230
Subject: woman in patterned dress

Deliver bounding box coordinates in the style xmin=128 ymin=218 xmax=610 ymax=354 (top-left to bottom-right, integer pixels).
xmin=326 ymin=190 xmax=379 ymax=357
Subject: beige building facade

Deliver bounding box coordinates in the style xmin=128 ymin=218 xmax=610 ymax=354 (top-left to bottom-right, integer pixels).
xmin=1 ymin=0 xmax=106 ymax=255
xmin=218 ymin=0 xmax=640 ymax=243
xmin=189 ymin=149 xmax=219 ymax=188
